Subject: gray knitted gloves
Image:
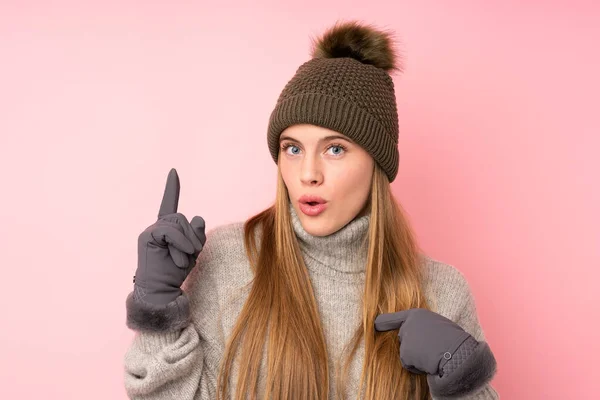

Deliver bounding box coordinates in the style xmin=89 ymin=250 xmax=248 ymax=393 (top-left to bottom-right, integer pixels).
xmin=375 ymin=308 xmax=497 ymax=398
xmin=126 ymin=168 xmax=206 ymax=332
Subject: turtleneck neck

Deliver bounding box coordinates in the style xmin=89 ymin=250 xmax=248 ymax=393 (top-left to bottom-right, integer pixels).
xmin=289 ymin=202 xmax=370 ymax=282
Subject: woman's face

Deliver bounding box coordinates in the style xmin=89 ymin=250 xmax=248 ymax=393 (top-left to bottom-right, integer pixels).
xmin=279 ymin=124 xmax=374 ymax=237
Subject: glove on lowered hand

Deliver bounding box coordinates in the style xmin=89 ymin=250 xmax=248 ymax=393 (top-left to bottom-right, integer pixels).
xmin=375 ymin=308 xmax=497 ymax=398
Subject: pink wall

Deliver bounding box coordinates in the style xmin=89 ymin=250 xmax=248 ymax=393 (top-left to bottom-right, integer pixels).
xmin=1 ymin=1 xmax=598 ymax=399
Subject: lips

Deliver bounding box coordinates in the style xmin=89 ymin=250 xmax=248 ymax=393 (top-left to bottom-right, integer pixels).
xmin=298 ymin=195 xmax=327 ymax=205
xmin=298 ymin=195 xmax=328 ymax=217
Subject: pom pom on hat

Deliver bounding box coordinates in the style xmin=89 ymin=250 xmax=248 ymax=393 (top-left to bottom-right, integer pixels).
xmin=311 ymin=20 xmax=402 ymax=73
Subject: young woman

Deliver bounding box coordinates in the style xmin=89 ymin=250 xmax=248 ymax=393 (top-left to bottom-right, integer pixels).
xmin=124 ymin=21 xmax=498 ymax=400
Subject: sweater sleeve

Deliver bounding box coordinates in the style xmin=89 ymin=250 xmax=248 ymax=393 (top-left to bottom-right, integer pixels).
xmin=428 ymin=267 xmax=500 ymax=400
xmin=123 ymin=227 xmax=223 ymax=399
xmin=123 ymin=323 xmax=216 ymax=399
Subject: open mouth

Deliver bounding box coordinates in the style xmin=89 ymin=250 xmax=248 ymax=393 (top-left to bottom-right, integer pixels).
xmin=298 ymin=195 xmax=327 ymax=215
xmin=299 ymin=200 xmax=328 ymax=216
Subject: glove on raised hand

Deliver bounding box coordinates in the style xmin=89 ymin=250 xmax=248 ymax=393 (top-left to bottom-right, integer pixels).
xmin=375 ymin=308 xmax=497 ymax=399
xmin=126 ymin=168 xmax=206 ymax=332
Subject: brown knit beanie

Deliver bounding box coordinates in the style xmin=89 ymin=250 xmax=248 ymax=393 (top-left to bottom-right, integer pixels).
xmin=267 ymin=21 xmax=402 ymax=182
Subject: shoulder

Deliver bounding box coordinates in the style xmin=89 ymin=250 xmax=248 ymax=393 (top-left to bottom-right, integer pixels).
xmin=180 ymin=220 xmax=253 ymax=350
xmin=203 ymin=221 xmax=247 ymax=261
xmin=184 ymin=220 xmax=253 ymax=300
xmin=420 ymin=255 xmax=476 ymax=323
xmin=201 ymin=218 xmax=264 ymax=260
xmin=420 ymin=255 xmax=471 ymax=295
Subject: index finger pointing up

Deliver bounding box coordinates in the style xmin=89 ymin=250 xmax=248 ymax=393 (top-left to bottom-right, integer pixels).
xmin=158 ymin=168 xmax=180 ymax=218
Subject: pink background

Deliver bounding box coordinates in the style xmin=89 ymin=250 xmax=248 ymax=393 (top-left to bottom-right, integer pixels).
xmin=1 ymin=1 xmax=598 ymax=399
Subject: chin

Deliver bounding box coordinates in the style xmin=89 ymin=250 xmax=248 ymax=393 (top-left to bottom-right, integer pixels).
xmin=300 ymin=219 xmax=325 ymax=236
xmin=306 ymin=227 xmax=331 ymax=237
xmin=299 ymin=215 xmax=338 ymax=237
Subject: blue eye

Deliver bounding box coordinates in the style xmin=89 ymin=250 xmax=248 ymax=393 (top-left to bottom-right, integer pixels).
xmin=280 ymin=143 xmax=347 ymax=156
xmin=281 ymin=144 xmax=300 ymax=155
xmin=329 ymin=145 xmax=345 ymax=155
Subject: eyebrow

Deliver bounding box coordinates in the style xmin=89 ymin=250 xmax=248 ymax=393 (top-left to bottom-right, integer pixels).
xmin=279 ymin=134 xmax=354 ymax=144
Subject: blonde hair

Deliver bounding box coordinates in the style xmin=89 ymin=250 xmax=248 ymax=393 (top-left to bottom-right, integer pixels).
xmin=217 ymin=164 xmax=432 ymax=400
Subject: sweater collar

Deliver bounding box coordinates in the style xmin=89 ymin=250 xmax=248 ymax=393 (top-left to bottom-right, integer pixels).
xmin=289 ymin=202 xmax=370 ymax=278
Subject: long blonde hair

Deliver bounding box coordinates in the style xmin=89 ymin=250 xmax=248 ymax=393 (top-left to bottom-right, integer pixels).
xmin=217 ymin=164 xmax=432 ymax=400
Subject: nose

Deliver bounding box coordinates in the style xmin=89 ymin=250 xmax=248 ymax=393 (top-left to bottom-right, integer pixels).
xmin=300 ymin=152 xmax=323 ymax=186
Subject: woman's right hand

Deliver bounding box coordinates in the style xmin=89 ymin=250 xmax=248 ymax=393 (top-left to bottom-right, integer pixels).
xmin=132 ymin=168 xmax=206 ymax=306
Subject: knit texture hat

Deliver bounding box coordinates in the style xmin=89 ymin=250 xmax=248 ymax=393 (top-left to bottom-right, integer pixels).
xmin=267 ymin=21 xmax=402 ymax=182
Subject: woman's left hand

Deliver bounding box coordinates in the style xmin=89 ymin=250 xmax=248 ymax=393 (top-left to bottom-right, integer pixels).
xmin=375 ymin=308 xmax=498 ymax=398
xmin=374 ymin=308 xmax=472 ymax=376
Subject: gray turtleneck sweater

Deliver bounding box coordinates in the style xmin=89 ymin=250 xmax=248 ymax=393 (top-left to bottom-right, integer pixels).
xmin=124 ymin=206 xmax=499 ymax=399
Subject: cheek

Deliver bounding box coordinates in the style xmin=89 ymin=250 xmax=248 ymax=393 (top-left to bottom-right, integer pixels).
xmin=331 ymin=167 xmax=370 ymax=195
xmin=279 ymin=163 xmax=297 ymax=194
xmin=338 ymin=162 xmax=373 ymax=199
xmin=280 ymin=162 xmax=293 ymax=179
